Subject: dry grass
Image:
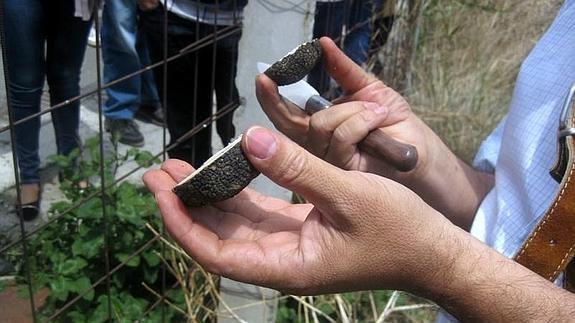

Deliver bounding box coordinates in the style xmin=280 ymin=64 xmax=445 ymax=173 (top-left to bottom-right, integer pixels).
xmin=405 ymin=0 xmax=561 ymax=162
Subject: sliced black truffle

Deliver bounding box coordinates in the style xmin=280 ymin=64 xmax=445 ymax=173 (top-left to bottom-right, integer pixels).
xmin=264 ymin=39 xmax=322 ymax=86
xmin=173 ymin=135 xmax=259 ymax=207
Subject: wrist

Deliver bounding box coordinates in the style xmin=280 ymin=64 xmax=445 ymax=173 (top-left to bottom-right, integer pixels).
xmin=415 ymin=226 xmax=575 ymax=321
xmin=403 ymin=214 xmax=464 ymax=294
xmin=402 ymin=118 xmax=493 ymax=229
xmin=380 ymin=207 xmax=463 ymax=295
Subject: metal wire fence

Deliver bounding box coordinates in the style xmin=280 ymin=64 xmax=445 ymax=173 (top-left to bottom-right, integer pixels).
xmin=0 ymin=0 xmax=390 ymax=321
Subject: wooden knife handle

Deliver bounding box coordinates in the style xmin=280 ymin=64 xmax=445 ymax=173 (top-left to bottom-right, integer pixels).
xmin=306 ymin=95 xmax=418 ymax=172
xmin=358 ymin=130 xmax=418 ymax=172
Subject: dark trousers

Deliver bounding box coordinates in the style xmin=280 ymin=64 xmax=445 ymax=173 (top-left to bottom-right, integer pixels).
xmin=141 ymin=7 xmax=240 ymax=167
xmin=2 ymin=0 xmax=92 ymax=184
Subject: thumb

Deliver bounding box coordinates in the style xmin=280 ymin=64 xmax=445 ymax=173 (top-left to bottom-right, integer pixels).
xmin=242 ymin=126 xmax=350 ymax=209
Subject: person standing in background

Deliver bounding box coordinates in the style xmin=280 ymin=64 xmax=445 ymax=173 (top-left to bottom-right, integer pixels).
xmin=345 ymin=0 xmax=383 ymax=65
xmin=2 ymin=0 xmax=94 ymax=221
xmin=308 ymin=0 xmax=346 ymax=96
xmin=101 ymin=0 xmax=163 ymax=148
xmin=139 ymin=0 xmax=246 ymax=167
xmin=309 ymin=0 xmax=383 ymax=97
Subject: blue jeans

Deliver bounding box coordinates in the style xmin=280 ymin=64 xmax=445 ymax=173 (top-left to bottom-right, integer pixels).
xmin=345 ymin=0 xmax=382 ymax=65
xmin=101 ymin=0 xmax=160 ymax=120
xmin=309 ymin=0 xmax=382 ymax=95
xmin=308 ymin=1 xmax=346 ymax=95
xmin=3 ymin=0 xmax=92 ymax=184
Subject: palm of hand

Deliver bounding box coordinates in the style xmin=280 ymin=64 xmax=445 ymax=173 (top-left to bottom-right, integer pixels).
xmin=144 ymin=160 xmax=341 ymax=292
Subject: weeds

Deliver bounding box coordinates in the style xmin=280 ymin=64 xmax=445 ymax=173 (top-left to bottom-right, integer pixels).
xmin=393 ymin=0 xmax=561 ymax=161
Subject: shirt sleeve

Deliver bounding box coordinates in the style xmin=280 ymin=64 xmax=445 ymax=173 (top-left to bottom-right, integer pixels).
xmin=472 ymin=116 xmax=508 ymax=174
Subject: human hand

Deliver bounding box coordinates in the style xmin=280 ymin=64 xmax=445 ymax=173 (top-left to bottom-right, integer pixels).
xmin=257 ymin=37 xmax=494 ymax=229
xmin=143 ymin=126 xmax=452 ymax=294
xmin=256 ymin=37 xmax=433 ymax=179
xmin=143 ymin=127 xmax=575 ymax=321
xmin=138 ymin=0 xmax=159 ymax=11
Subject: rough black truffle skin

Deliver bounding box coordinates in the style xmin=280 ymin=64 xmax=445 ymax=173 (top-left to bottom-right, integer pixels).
xmin=173 ymin=138 xmax=259 ymax=207
xmin=264 ymin=39 xmax=322 ymax=86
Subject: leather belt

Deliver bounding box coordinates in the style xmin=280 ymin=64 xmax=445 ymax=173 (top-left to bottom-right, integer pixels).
xmin=515 ymin=84 xmax=575 ymax=291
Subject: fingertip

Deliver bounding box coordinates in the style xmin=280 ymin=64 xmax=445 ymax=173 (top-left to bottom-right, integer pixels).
xmin=142 ymin=169 xmax=156 ymax=188
xmin=162 ymin=158 xmax=193 ymax=171
xmin=142 ymin=169 xmax=175 ymax=193
xmin=321 ymin=38 xmax=376 ymax=94
xmin=244 ymin=126 xmax=278 ymax=161
xmin=162 ymin=159 xmax=195 ymax=182
xmin=319 ymin=36 xmax=337 ymax=51
xmin=256 ymin=73 xmax=278 ymax=94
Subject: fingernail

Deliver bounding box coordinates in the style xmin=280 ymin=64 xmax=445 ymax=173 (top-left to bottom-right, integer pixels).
xmin=363 ymin=102 xmax=387 ymax=114
xmin=246 ymin=127 xmax=277 ymax=160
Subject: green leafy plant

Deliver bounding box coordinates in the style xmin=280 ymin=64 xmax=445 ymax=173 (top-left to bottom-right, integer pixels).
xmin=9 ymin=137 xmax=193 ymax=322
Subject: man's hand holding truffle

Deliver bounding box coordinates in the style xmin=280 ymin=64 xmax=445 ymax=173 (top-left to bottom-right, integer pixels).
xmin=256 ymin=37 xmax=493 ymax=230
xmin=143 ymin=126 xmax=575 ymax=322
xmin=143 ymin=126 xmax=455 ymax=294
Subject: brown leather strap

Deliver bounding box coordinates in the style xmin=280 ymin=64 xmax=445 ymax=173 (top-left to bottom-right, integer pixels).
xmin=515 ymin=87 xmax=575 ymax=287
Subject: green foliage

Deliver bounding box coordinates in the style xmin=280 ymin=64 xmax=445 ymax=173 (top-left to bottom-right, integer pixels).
xmin=13 ymin=138 xmax=187 ymax=321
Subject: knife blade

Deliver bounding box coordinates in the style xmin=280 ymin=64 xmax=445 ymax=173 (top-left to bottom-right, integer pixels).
xmin=257 ymin=62 xmax=418 ymax=172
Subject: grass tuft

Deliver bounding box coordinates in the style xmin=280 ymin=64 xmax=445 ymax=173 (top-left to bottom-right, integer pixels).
xmin=400 ymin=0 xmax=561 ymax=162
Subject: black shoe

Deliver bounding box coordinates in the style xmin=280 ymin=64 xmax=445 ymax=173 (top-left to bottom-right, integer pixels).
xmin=105 ymin=118 xmax=145 ymax=147
xmin=17 ymin=184 xmax=41 ymax=222
xmin=20 ymin=200 xmax=40 ymax=221
xmin=135 ymin=105 xmax=164 ymax=127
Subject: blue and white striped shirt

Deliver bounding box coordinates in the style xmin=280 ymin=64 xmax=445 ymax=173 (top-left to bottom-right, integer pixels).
xmin=471 ymin=0 xmax=575 ymax=263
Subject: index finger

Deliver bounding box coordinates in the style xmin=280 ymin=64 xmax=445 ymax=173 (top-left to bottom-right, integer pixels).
xmin=320 ymin=37 xmax=379 ymax=94
xmin=142 ymin=159 xmax=194 ymax=194
xmin=161 ymin=158 xmax=196 ymax=183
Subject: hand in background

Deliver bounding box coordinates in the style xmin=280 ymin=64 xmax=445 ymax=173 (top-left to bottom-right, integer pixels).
xmin=256 ymin=37 xmax=493 ymax=230
xmin=256 ymin=37 xmax=430 ymax=179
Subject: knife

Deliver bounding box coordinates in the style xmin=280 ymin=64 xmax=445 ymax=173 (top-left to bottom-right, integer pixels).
xmin=257 ymin=62 xmax=418 ymax=172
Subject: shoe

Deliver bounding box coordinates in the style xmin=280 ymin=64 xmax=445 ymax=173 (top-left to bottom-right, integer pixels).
xmin=20 ymin=200 xmax=40 ymax=221
xmin=135 ymin=105 xmax=164 ymax=127
xmin=17 ymin=183 xmax=41 ymax=221
xmin=105 ymin=118 xmax=145 ymax=147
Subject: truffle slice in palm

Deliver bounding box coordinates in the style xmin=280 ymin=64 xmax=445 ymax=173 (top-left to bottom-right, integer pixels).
xmin=173 ymin=135 xmax=259 ymax=207
xmin=264 ymin=39 xmax=322 ymax=86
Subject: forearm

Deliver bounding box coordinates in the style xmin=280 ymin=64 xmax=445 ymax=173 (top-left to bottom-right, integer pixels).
xmin=405 ymin=118 xmax=494 ymax=230
xmin=422 ymin=225 xmax=575 ymax=321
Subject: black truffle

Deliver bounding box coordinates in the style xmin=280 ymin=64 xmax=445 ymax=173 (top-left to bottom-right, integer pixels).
xmin=264 ymin=39 xmax=322 ymax=86
xmin=173 ymin=136 xmax=259 ymax=207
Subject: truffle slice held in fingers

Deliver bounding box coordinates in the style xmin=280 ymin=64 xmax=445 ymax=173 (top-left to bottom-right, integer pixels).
xmin=173 ymin=135 xmax=260 ymax=207
xmin=264 ymin=39 xmax=323 ymax=86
